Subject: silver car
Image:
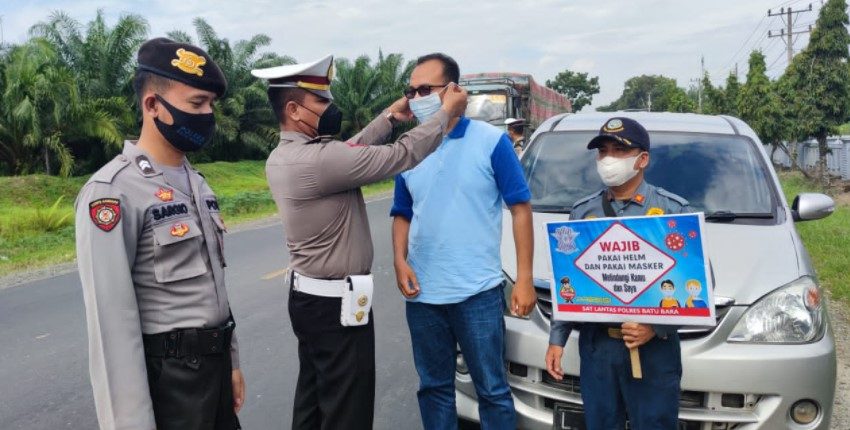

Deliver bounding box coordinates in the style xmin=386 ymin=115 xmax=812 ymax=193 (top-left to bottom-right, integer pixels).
xmin=455 ymin=112 xmax=837 ymax=429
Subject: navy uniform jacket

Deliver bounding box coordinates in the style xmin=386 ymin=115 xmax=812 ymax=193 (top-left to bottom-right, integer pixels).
xmin=549 ymin=180 xmax=691 ymax=347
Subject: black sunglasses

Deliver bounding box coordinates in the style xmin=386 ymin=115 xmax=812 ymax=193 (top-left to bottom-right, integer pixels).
xmin=403 ymin=84 xmax=448 ymax=99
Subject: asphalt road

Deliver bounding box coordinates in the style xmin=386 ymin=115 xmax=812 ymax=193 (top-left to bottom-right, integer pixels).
xmin=0 ymin=197 xmax=425 ymax=430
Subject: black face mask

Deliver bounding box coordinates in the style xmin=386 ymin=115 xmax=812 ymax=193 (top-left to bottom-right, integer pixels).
xmin=154 ymin=94 xmax=216 ymax=152
xmin=298 ymin=102 xmax=343 ymax=137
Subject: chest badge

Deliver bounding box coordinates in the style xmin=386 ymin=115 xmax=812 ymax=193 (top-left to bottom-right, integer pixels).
xmin=155 ymin=188 xmax=174 ymax=202
xmin=646 ymin=207 xmax=664 ymax=216
xmin=170 ymin=223 xmax=190 ymax=237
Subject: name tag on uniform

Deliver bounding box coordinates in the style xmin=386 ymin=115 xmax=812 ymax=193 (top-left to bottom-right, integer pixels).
xmin=341 ymin=275 xmax=373 ymax=327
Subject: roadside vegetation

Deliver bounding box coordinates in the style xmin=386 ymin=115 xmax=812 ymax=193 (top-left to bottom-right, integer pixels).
xmin=779 ymin=171 xmax=850 ymax=304
xmin=0 ymin=160 xmax=391 ymax=277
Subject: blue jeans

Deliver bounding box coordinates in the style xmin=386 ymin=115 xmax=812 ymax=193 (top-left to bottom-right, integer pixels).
xmin=406 ymin=285 xmax=516 ymax=430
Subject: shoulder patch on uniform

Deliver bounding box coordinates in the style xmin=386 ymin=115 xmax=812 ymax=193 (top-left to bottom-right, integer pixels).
xmin=89 ymin=198 xmax=121 ymax=232
xmin=656 ymin=188 xmax=689 ymax=206
xmin=89 ymin=156 xmax=131 ymax=184
xmin=571 ymin=189 xmax=606 ymax=209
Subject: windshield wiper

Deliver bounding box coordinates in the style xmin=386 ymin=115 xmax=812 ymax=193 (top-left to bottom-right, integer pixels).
xmin=704 ymin=211 xmax=773 ymax=221
xmin=532 ymin=205 xmax=571 ymax=214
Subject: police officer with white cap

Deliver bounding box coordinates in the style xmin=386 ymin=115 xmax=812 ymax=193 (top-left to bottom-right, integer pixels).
xmin=504 ymin=117 xmax=526 ymax=156
xmin=251 ymin=55 xmax=467 ymax=429
xmin=75 ymin=38 xmax=244 ymax=430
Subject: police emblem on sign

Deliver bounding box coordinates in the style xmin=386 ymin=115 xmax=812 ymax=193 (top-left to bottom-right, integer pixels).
xmin=89 ymin=198 xmax=121 ymax=232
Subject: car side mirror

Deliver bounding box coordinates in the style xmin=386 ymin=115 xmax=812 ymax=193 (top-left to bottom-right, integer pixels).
xmin=791 ymin=193 xmax=835 ymax=222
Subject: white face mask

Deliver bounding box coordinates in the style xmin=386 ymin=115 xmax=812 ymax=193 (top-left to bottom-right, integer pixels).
xmin=662 ymin=288 xmax=675 ymax=298
xmin=596 ymin=154 xmax=642 ymax=187
xmin=409 ymin=92 xmax=443 ymax=123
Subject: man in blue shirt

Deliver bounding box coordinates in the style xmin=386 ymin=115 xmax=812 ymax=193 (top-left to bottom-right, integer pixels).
xmin=391 ymin=53 xmax=535 ymax=430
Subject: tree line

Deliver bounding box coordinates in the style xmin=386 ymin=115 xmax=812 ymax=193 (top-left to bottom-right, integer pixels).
xmin=2 ymin=0 xmax=848 ymax=185
xmin=0 ymin=10 xmax=423 ymax=177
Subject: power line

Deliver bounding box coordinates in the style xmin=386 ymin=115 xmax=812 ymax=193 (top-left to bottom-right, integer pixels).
xmin=718 ymin=15 xmax=769 ymax=76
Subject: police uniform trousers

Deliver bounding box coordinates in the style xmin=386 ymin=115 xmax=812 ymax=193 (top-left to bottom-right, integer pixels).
xmin=578 ymin=324 xmax=681 ymax=430
xmin=144 ymin=326 xmax=240 ymax=430
xmin=289 ymin=288 xmax=376 ymax=430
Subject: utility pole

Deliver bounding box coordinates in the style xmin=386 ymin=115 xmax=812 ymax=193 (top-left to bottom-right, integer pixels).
xmin=689 ymin=56 xmax=705 ymax=113
xmin=768 ymin=4 xmax=814 ymax=66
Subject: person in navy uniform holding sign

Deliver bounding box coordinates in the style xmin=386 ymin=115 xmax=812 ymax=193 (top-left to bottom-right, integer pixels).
xmin=545 ymin=117 xmax=691 ymax=429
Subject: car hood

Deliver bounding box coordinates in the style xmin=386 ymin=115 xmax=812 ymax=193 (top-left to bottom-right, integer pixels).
xmin=500 ymin=210 xmax=802 ymax=306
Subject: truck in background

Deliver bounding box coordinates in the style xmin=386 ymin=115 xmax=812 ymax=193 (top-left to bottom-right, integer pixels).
xmin=459 ymin=72 xmax=573 ymax=141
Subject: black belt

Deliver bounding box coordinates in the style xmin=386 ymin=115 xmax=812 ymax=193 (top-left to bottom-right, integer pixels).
xmin=143 ymin=321 xmax=234 ymax=359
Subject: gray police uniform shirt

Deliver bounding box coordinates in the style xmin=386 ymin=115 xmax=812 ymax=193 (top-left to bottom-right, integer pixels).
xmin=75 ymin=141 xmax=236 ymax=430
xmin=266 ymin=110 xmax=449 ymax=279
xmin=549 ymin=180 xmax=691 ymax=347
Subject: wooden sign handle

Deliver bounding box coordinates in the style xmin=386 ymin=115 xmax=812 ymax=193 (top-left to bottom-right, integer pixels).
xmin=630 ymin=347 xmax=643 ymax=379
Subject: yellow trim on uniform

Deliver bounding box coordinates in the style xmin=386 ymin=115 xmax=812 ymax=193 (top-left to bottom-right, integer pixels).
xmin=297 ymin=81 xmax=331 ymax=91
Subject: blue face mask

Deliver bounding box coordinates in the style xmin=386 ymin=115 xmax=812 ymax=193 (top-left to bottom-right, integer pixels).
xmin=409 ymin=92 xmax=443 ymax=123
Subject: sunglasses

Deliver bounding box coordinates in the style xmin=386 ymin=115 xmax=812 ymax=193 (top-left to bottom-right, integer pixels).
xmin=403 ymin=84 xmax=448 ymax=99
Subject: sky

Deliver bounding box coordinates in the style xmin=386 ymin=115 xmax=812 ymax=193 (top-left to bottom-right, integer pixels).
xmin=0 ymin=0 xmax=820 ymax=110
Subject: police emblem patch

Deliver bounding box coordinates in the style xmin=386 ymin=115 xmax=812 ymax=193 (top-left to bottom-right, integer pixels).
xmin=170 ymin=223 xmax=190 ymax=237
xmin=89 ymin=198 xmax=121 ymax=232
xmin=171 ymin=48 xmax=206 ymax=77
xmin=155 ymin=188 xmax=174 ymax=202
xmin=603 ymin=119 xmax=624 ymax=132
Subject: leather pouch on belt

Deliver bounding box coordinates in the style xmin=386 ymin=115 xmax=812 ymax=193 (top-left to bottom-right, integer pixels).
xmin=341 ymin=275 xmax=373 ymax=327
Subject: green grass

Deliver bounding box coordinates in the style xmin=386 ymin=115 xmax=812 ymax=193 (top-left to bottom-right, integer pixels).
xmin=778 ymin=171 xmax=850 ymax=304
xmin=0 ymin=160 xmax=392 ymax=277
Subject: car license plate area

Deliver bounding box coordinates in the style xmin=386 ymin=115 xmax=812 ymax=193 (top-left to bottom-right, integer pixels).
xmin=553 ymin=402 xmax=695 ymax=430
xmin=553 ymin=403 xmax=586 ymax=430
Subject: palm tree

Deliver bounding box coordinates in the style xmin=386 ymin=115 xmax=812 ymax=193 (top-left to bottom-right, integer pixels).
xmin=29 ymin=10 xmax=148 ymax=172
xmin=169 ymin=18 xmax=295 ymax=161
xmin=0 ymin=39 xmax=122 ymax=176
xmin=332 ymin=51 xmax=413 ymax=139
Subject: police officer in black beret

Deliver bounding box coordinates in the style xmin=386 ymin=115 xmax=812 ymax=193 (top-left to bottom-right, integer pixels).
xmin=75 ymin=38 xmax=244 ymax=430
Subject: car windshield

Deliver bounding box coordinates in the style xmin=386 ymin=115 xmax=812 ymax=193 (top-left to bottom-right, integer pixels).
xmin=522 ymin=131 xmax=777 ymax=218
xmin=465 ymin=93 xmax=508 ymax=125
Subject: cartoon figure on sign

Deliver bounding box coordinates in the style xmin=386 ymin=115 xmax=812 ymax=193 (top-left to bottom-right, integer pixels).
xmin=685 ymin=279 xmax=707 ymax=308
xmin=559 ymin=276 xmax=576 ymax=303
xmin=658 ymin=279 xmax=680 ymax=308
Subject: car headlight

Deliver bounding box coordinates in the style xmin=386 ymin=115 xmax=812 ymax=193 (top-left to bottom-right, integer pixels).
xmin=728 ymin=276 xmax=825 ymax=343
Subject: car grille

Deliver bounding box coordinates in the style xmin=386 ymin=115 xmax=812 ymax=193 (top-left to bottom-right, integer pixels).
xmin=540 ymin=372 xmax=704 ymax=408
xmin=535 ymin=286 xmax=732 ymax=339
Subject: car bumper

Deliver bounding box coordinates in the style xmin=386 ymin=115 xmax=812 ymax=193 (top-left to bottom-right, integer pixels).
xmin=455 ymin=306 xmax=837 ymax=430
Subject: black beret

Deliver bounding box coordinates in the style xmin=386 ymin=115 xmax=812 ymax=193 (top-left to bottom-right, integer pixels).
xmin=136 ymin=37 xmax=227 ymax=97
